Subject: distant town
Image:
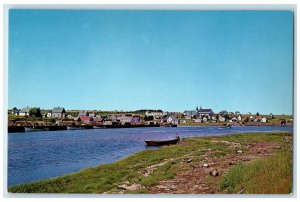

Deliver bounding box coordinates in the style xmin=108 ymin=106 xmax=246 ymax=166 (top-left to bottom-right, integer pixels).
xmin=7 ymin=106 xmax=293 ymax=133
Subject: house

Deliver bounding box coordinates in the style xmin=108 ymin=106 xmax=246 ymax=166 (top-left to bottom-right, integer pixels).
xmin=131 ymin=115 xmax=141 ymax=124
xmin=12 ymin=107 xmax=19 ymax=115
xmin=231 ymin=117 xmax=237 ymax=122
xmin=167 ymin=115 xmax=179 ymax=124
xmin=197 ymin=107 xmax=214 ymax=116
xmin=237 ymin=115 xmax=242 ymax=122
xmin=145 ymin=111 xmax=164 ymax=117
xmin=219 ymin=116 xmax=226 ymax=122
xmin=19 ymin=107 xmax=31 ymax=116
xmin=66 ymin=114 xmax=74 ymax=119
xmin=47 ymin=112 xmax=52 ymax=118
xmin=117 ymin=115 xmax=133 ymax=124
xmin=93 ymin=117 xmax=104 ymax=123
xmin=261 ymin=117 xmax=267 ymax=123
xmin=219 ymin=110 xmax=228 ymax=115
xmin=194 ymin=118 xmax=202 ymax=123
xmin=89 ymin=113 xmax=96 ymax=117
xmin=254 ymin=116 xmax=262 ymax=122
xmin=79 ymin=111 xmax=89 ymax=116
xmin=202 ymin=117 xmax=208 ymax=122
xmin=183 ymin=110 xmax=197 ymax=116
xmin=51 ymin=107 xmax=66 ymax=118
xmin=80 ymin=116 xmax=93 ymax=123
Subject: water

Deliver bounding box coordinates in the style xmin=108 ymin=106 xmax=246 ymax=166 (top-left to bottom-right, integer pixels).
xmin=8 ymin=126 xmax=292 ymax=187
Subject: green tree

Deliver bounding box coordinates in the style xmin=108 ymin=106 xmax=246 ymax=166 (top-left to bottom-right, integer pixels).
xmin=29 ymin=107 xmax=42 ymax=118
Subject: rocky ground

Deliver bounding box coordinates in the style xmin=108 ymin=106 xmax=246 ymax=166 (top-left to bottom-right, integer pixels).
xmin=149 ymin=138 xmax=289 ymax=194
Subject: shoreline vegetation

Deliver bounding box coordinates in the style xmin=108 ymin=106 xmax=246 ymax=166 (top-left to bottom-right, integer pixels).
xmin=9 ymin=132 xmax=293 ymax=194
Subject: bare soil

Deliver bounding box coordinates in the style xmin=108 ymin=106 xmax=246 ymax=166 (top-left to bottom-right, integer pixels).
xmin=149 ymin=139 xmax=283 ymax=194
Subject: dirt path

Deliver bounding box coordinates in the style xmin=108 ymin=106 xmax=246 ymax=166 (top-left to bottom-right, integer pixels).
xmin=149 ymin=139 xmax=283 ymax=194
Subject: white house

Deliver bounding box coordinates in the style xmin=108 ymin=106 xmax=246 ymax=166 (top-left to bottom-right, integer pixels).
xmin=19 ymin=107 xmax=30 ymax=116
xmin=167 ymin=115 xmax=178 ymax=124
xmin=237 ymin=115 xmax=242 ymax=122
xmin=261 ymin=117 xmax=267 ymax=123
xmin=194 ymin=118 xmax=202 ymax=123
xmin=219 ymin=116 xmax=226 ymax=122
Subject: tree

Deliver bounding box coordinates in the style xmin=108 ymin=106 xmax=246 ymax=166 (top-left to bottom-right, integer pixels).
xmin=256 ymin=112 xmax=260 ymax=117
xmin=29 ymin=107 xmax=42 ymax=118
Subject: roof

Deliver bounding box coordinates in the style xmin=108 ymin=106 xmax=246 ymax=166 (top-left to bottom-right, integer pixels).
xmin=93 ymin=117 xmax=104 ymax=122
xmin=20 ymin=107 xmax=30 ymax=113
xmin=52 ymin=107 xmax=65 ymax=113
xmin=80 ymin=116 xmax=93 ymax=121
xmin=198 ymin=108 xmax=213 ymax=113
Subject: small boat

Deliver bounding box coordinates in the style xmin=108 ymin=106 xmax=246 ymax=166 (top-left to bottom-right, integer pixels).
xmin=219 ymin=124 xmax=232 ymax=129
xmin=24 ymin=127 xmax=47 ymax=132
xmin=93 ymin=125 xmax=103 ymax=129
xmin=67 ymin=126 xmax=84 ymax=130
xmin=145 ymin=136 xmax=180 ymax=147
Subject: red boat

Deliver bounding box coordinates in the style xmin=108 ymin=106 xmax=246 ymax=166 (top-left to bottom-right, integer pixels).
xmin=145 ymin=137 xmax=180 ymax=147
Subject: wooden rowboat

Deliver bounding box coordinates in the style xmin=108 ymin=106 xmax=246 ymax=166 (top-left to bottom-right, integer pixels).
xmin=145 ymin=137 xmax=180 ymax=147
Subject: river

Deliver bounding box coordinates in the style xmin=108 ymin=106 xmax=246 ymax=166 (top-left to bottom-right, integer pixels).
xmin=8 ymin=126 xmax=293 ymax=187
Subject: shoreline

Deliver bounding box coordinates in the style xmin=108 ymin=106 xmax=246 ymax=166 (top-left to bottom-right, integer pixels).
xmin=8 ymin=131 xmax=293 ymax=194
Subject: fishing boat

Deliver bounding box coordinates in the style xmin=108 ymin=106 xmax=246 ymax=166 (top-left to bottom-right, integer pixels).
xmin=145 ymin=136 xmax=180 ymax=147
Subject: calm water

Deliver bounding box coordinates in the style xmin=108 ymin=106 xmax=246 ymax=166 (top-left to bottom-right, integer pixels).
xmin=8 ymin=126 xmax=292 ymax=187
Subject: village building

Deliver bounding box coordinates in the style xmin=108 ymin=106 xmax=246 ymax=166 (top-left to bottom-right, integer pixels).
xmin=131 ymin=115 xmax=141 ymax=125
xmin=19 ymin=107 xmax=31 ymax=116
xmin=237 ymin=115 xmax=242 ymax=122
xmin=79 ymin=111 xmax=89 ymax=116
xmin=194 ymin=118 xmax=202 ymax=123
xmin=219 ymin=110 xmax=228 ymax=115
xmin=219 ymin=116 xmax=226 ymax=122
xmin=145 ymin=111 xmax=164 ymax=118
xmin=93 ymin=117 xmax=104 ymax=123
xmin=197 ymin=107 xmax=214 ymax=116
xmin=167 ymin=116 xmax=178 ymax=124
xmin=89 ymin=112 xmax=96 ymax=117
xmin=202 ymin=117 xmax=208 ymax=122
xmin=261 ymin=117 xmax=267 ymax=123
xmin=117 ymin=115 xmax=133 ymax=125
xmin=80 ymin=116 xmax=93 ymax=123
xmin=51 ymin=107 xmax=66 ymax=118
xmin=11 ymin=107 xmax=19 ymax=115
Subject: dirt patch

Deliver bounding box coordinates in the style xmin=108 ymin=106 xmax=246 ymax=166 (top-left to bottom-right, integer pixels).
xmin=149 ymin=140 xmax=282 ymax=194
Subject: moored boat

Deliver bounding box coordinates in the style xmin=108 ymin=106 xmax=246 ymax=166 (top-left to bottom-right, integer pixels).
xmin=67 ymin=126 xmax=84 ymax=130
xmin=145 ymin=136 xmax=180 ymax=147
xmin=24 ymin=127 xmax=47 ymax=132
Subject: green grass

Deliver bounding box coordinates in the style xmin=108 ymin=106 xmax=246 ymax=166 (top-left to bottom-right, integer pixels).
xmin=9 ymin=132 xmax=292 ymax=194
xmin=219 ymin=147 xmax=292 ymax=194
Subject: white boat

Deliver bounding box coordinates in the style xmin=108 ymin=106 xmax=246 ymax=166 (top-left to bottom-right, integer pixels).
xmin=24 ymin=127 xmax=47 ymax=132
xmin=93 ymin=126 xmax=103 ymax=129
xmin=67 ymin=126 xmax=84 ymax=130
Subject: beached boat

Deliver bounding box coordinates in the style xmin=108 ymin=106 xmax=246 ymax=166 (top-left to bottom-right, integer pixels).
xmin=145 ymin=137 xmax=180 ymax=147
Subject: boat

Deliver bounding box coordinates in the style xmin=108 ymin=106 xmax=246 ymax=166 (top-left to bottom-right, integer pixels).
xmin=145 ymin=136 xmax=180 ymax=147
xmin=219 ymin=124 xmax=232 ymax=129
xmin=24 ymin=126 xmax=47 ymax=132
xmin=67 ymin=126 xmax=84 ymax=130
xmin=93 ymin=125 xmax=103 ymax=129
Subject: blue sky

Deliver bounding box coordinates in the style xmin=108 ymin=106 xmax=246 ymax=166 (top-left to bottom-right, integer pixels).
xmin=8 ymin=10 xmax=294 ymax=114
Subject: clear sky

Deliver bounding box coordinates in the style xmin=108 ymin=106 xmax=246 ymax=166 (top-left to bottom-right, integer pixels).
xmin=8 ymin=10 xmax=294 ymax=114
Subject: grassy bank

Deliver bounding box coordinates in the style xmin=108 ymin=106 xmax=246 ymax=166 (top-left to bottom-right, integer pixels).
xmin=220 ymin=148 xmax=292 ymax=194
xmin=9 ymin=132 xmax=292 ymax=194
